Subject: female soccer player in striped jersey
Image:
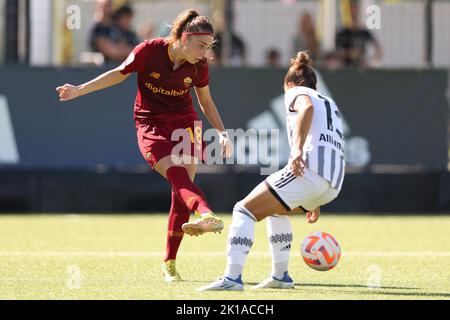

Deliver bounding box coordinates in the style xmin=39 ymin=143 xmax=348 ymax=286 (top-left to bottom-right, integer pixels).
xmin=56 ymin=9 xmax=232 ymax=282
xmin=198 ymin=51 xmax=345 ymax=291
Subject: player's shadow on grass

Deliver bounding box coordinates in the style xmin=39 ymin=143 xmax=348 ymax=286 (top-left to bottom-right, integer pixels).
xmin=295 ymin=283 xmax=418 ymax=290
xmin=309 ymin=288 xmax=450 ymax=299
xmin=286 ymin=283 xmax=450 ymax=298
xmin=191 ymin=280 xmax=416 ymax=291
xmin=356 ymin=290 xmax=450 ymax=298
xmin=191 ymin=280 xmax=450 ymax=297
xmin=240 ymin=282 xmax=418 ymax=290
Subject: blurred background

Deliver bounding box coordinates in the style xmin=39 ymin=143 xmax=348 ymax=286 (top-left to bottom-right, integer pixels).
xmin=0 ymin=0 xmax=449 ymax=214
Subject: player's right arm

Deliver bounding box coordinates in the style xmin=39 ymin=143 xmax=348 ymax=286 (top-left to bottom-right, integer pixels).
xmin=56 ymin=68 xmax=131 ymax=102
xmin=56 ymin=41 xmax=148 ymax=102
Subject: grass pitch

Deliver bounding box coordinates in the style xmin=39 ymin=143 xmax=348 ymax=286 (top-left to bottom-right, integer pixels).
xmin=0 ymin=214 xmax=449 ymax=300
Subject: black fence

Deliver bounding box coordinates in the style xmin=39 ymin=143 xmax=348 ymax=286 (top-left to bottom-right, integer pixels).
xmin=1 ymin=168 xmax=449 ymax=213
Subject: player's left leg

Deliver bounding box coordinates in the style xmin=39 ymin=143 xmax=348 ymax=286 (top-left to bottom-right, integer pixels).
xmin=252 ymin=215 xmax=295 ymax=289
xmin=162 ymin=159 xmax=198 ymax=282
xmin=162 ymin=190 xmax=188 ymax=282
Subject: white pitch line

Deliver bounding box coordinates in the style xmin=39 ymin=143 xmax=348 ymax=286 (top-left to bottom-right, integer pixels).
xmin=343 ymin=252 xmax=450 ymax=257
xmin=0 ymin=251 xmax=450 ymax=257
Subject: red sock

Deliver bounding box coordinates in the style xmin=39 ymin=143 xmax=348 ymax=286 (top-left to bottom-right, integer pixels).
xmin=165 ymin=190 xmax=190 ymax=261
xmin=165 ymin=166 xmax=212 ymax=213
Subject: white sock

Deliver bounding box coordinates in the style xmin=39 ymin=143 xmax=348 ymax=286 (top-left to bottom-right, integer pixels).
xmin=224 ymin=202 xmax=256 ymax=280
xmin=266 ymin=215 xmax=292 ymax=279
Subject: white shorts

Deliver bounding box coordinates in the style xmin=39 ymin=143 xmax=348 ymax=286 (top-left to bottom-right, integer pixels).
xmin=265 ymin=166 xmax=340 ymax=212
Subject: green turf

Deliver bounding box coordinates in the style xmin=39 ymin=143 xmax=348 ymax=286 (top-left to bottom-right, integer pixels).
xmin=0 ymin=214 xmax=449 ymax=300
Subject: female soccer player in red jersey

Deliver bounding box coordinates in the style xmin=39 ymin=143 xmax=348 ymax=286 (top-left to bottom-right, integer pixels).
xmin=56 ymin=9 xmax=232 ymax=282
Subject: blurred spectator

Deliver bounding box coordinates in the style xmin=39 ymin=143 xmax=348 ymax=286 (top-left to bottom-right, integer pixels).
xmin=335 ymin=1 xmax=382 ymax=68
xmin=137 ymin=21 xmax=156 ymax=41
xmin=88 ymin=0 xmax=134 ymax=63
xmin=112 ymin=4 xmax=140 ymax=48
xmin=211 ymin=10 xmax=246 ymax=67
xmin=157 ymin=24 xmax=172 ymax=38
xmin=322 ymin=51 xmax=345 ymax=70
xmin=265 ymin=48 xmax=281 ymax=68
xmin=292 ymin=12 xmax=319 ymax=61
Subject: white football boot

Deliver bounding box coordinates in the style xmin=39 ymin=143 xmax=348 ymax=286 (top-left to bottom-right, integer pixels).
xmin=196 ymin=276 xmax=244 ymax=292
xmin=252 ymin=272 xmax=294 ymax=290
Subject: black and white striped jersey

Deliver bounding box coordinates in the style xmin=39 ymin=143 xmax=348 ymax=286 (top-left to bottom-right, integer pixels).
xmin=284 ymin=86 xmax=345 ymax=191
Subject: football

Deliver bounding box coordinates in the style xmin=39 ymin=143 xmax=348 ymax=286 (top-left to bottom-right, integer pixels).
xmin=301 ymin=231 xmax=341 ymax=271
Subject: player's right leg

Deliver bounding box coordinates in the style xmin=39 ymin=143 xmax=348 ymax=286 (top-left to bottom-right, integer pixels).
xmin=155 ymin=155 xmax=224 ymax=236
xmin=136 ymin=121 xmax=222 ymax=236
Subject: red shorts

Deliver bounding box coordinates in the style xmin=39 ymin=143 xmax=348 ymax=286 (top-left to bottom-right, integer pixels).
xmin=136 ymin=116 xmax=206 ymax=169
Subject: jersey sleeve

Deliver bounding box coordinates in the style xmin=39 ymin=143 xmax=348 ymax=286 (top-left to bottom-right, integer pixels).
xmin=118 ymin=41 xmax=149 ymax=74
xmin=285 ymin=87 xmax=311 ymax=112
xmin=195 ymin=61 xmax=210 ymax=88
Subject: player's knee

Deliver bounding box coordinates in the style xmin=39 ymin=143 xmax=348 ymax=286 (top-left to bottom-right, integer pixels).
xmin=232 ymin=202 xmax=257 ymax=222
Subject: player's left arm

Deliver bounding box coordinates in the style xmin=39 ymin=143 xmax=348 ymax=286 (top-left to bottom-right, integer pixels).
xmin=306 ymin=207 xmax=320 ymax=223
xmin=289 ymin=94 xmax=314 ymax=177
xmin=194 ymin=85 xmax=232 ymax=157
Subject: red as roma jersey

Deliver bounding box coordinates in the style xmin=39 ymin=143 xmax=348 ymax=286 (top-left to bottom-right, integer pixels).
xmin=118 ymin=38 xmax=209 ymax=123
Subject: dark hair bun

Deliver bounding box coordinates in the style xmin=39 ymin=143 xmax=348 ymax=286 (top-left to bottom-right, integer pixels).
xmin=291 ymin=51 xmax=312 ymax=70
